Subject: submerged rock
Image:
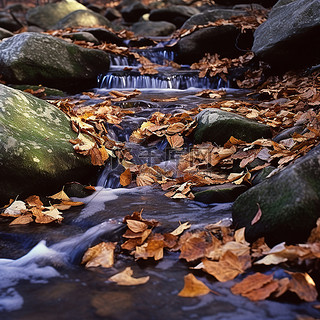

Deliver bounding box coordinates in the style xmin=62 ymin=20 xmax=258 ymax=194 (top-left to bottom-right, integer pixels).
xmin=26 ymin=0 xmax=88 ymax=30
xmin=194 ymin=108 xmax=272 ymax=145
xmin=193 ymin=183 xmax=248 ymax=204
xmin=0 ymin=32 xmax=110 ymax=91
xmin=233 ymin=145 xmax=320 ymax=245
xmin=0 ymin=84 xmax=98 ymax=205
xmin=252 ymin=0 xmax=320 ymax=70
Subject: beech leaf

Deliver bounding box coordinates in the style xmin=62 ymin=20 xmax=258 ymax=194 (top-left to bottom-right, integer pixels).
xmin=108 ymin=267 xmax=149 ymax=286
xmin=178 ymin=273 xmax=211 ymax=297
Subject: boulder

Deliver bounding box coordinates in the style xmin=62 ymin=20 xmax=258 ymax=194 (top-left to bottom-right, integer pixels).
xmin=105 ymin=7 xmax=122 ymax=21
xmin=53 ymin=10 xmax=112 ymax=29
xmin=174 ymin=25 xmax=253 ymax=65
xmin=0 ymin=27 xmax=13 ymax=40
xmin=214 ymin=0 xmax=277 ymax=7
xmin=194 ymin=108 xmax=272 ymax=145
xmin=233 ymin=145 xmax=320 ymax=245
xmin=252 ymin=0 xmax=320 ymax=70
xmin=149 ymin=5 xmax=200 ymax=28
xmin=181 ymin=9 xmax=249 ymax=29
xmin=121 ymin=2 xmax=150 ymax=23
xmin=0 ymin=15 xmax=21 ymax=32
xmin=26 ymin=0 xmax=88 ymax=30
xmin=0 ymin=32 xmax=110 ymax=91
xmin=131 ymin=21 xmax=176 ymax=37
xmin=193 ymin=183 xmax=248 ymax=204
xmin=0 ymin=84 xmax=97 ymax=205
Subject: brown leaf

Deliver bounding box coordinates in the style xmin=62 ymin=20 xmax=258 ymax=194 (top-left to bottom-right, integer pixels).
xmin=120 ymin=168 xmax=132 ymax=187
xmin=241 ymin=280 xmax=279 ymax=301
xmin=108 ymin=267 xmax=149 ymax=286
xmin=287 ymin=272 xmax=318 ymax=302
xmin=170 ymin=221 xmax=191 ymax=236
xmin=251 ymin=203 xmax=262 ymax=225
xmin=25 ymin=195 xmax=43 ymax=208
xmin=166 ymin=134 xmax=184 ymax=149
xmin=81 ymin=242 xmax=116 ymax=268
xmin=202 ymin=251 xmax=251 ymax=282
xmin=10 ymin=213 xmax=33 ymax=225
xmin=49 ymin=189 xmax=70 ymax=201
xmin=135 ymin=238 xmax=165 ymax=261
xmin=178 ymin=273 xmax=211 ymax=297
xmin=126 ymin=220 xmax=148 ymax=233
xmin=179 ymin=232 xmax=208 ymax=262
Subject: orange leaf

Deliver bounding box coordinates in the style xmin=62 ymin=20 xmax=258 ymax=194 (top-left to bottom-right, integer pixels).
xmin=178 ymin=273 xmax=211 ymax=297
xmin=126 ymin=220 xmax=148 ymax=233
xmin=251 ymin=203 xmax=262 ymax=225
xmin=287 ymin=272 xmax=318 ymax=302
xmin=108 ymin=267 xmax=149 ymax=286
xmin=81 ymin=242 xmax=116 ymax=268
xmin=120 ymin=168 xmax=132 ymax=187
xmin=25 ymin=195 xmax=43 ymax=208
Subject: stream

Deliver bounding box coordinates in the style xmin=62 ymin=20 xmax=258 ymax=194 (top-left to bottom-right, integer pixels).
xmin=0 ymin=47 xmax=319 ymax=320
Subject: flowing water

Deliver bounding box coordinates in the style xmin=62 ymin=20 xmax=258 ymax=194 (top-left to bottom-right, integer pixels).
xmin=0 ymin=48 xmax=319 ymax=320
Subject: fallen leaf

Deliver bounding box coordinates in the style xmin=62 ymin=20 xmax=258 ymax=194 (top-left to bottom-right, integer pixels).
xmin=81 ymin=242 xmax=116 ymax=268
xmin=251 ymin=203 xmax=262 ymax=225
xmin=49 ymin=189 xmax=70 ymax=201
xmin=3 ymin=200 xmax=26 ymax=216
xmin=126 ymin=220 xmax=148 ymax=233
xmin=10 ymin=214 xmax=33 ymax=225
xmin=287 ymin=272 xmax=318 ymax=302
xmin=170 ymin=221 xmax=191 ymax=236
xmin=108 ymin=267 xmax=149 ymax=286
xmin=120 ymin=168 xmax=132 ymax=187
xmin=178 ymin=273 xmax=211 ymax=297
xmin=25 ymin=195 xmax=43 ymax=208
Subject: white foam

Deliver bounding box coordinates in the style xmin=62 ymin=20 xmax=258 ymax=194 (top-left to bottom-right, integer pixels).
xmin=0 ymin=288 xmax=24 ymax=312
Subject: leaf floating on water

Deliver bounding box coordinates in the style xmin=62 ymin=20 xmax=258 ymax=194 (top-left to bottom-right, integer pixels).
xmin=49 ymin=189 xmax=70 ymax=201
xmin=108 ymin=267 xmax=149 ymax=286
xmin=170 ymin=221 xmax=191 ymax=236
xmin=178 ymin=273 xmax=211 ymax=297
xmin=10 ymin=213 xmax=33 ymax=225
xmin=82 ymin=242 xmax=117 ymax=268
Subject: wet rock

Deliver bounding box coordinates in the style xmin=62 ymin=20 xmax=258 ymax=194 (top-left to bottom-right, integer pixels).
xmin=251 ymin=165 xmax=276 ymax=186
xmin=0 ymin=84 xmax=98 ymax=205
xmin=272 ymin=125 xmax=304 ymax=143
xmin=214 ymin=0 xmax=277 ymax=7
xmin=64 ymin=182 xmax=95 ymax=198
xmin=194 ymin=108 xmax=272 ymax=145
xmin=0 ymin=15 xmax=21 ymax=32
xmin=121 ymin=2 xmax=150 ymax=23
xmin=0 ymin=32 xmax=110 ymax=91
xmin=174 ymin=25 xmax=253 ymax=65
xmin=193 ymin=183 xmax=248 ymax=204
xmin=105 ymin=7 xmax=122 ymax=21
xmin=181 ymin=8 xmax=249 ymax=29
xmin=79 ymin=28 xmax=125 ymax=46
xmin=53 ymin=10 xmax=112 ymax=29
xmin=131 ymin=21 xmax=176 ymax=37
xmin=63 ymin=31 xmax=99 ymax=44
xmin=149 ymin=5 xmax=200 ymax=28
xmin=10 ymin=85 xmax=67 ymax=98
xmin=0 ymin=27 xmax=13 ymax=40
xmin=252 ymin=0 xmax=320 ymax=70
xmin=233 ymin=145 xmax=320 ymax=245
xmin=26 ymin=0 xmax=88 ymax=30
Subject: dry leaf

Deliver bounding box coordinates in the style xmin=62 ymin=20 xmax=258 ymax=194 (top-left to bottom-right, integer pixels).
xmin=120 ymin=168 xmax=132 ymax=187
xmin=81 ymin=242 xmax=116 ymax=268
xmin=49 ymin=189 xmax=70 ymax=201
xmin=25 ymin=195 xmax=43 ymax=208
xmin=178 ymin=273 xmax=211 ymax=297
xmin=170 ymin=222 xmax=191 ymax=236
xmin=108 ymin=267 xmax=149 ymax=286
xmin=3 ymin=200 xmax=26 ymax=216
xmin=10 ymin=214 xmax=33 ymax=225
xmin=287 ymin=272 xmax=318 ymax=302
xmin=251 ymin=203 xmax=262 ymax=225
xmin=126 ymin=220 xmax=148 ymax=233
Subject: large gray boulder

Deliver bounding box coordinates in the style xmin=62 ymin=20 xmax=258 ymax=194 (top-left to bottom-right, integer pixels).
xmin=149 ymin=5 xmax=200 ymax=28
xmin=181 ymin=9 xmax=249 ymax=29
xmin=0 ymin=32 xmax=110 ymax=91
xmin=26 ymin=0 xmax=88 ymax=30
xmin=53 ymin=10 xmax=112 ymax=29
xmin=174 ymin=25 xmax=253 ymax=65
xmin=194 ymin=108 xmax=272 ymax=145
xmin=233 ymin=145 xmax=320 ymax=245
xmin=0 ymin=84 xmax=97 ymax=205
xmin=131 ymin=21 xmax=176 ymax=37
xmin=252 ymin=0 xmax=320 ymax=70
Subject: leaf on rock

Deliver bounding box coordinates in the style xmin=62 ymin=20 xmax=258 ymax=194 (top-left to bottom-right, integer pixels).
xmin=178 ymin=273 xmax=211 ymax=297
xmin=287 ymin=272 xmax=318 ymax=302
xmin=251 ymin=203 xmax=262 ymax=225
xmin=108 ymin=267 xmax=149 ymax=286
xmin=49 ymin=189 xmax=70 ymax=201
xmin=120 ymin=168 xmax=132 ymax=187
xmin=81 ymin=242 xmax=116 ymax=268
xmin=126 ymin=220 xmax=148 ymax=233
xmin=25 ymin=195 xmax=43 ymax=208
xmin=10 ymin=213 xmax=33 ymax=225
xmin=170 ymin=221 xmax=191 ymax=236
xmin=3 ymin=200 xmax=26 ymax=216
xmin=179 ymin=232 xmax=209 ymax=262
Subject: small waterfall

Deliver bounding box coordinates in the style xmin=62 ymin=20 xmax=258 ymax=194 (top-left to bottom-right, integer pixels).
xmin=98 ymin=70 xmax=227 ymax=90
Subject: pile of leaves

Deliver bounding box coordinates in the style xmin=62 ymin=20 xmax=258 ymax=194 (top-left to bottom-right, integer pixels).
xmin=0 ymin=190 xmax=85 ymax=225
xmin=81 ymin=209 xmax=320 ymax=304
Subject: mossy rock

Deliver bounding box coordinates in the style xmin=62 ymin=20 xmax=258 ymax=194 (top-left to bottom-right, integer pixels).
xmin=26 ymin=0 xmax=88 ymax=30
xmin=194 ymin=108 xmax=272 ymax=145
xmin=0 ymin=84 xmax=98 ymax=205
xmin=0 ymin=32 xmax=110 ymax=91
xmin=232 ymin=145 xmax=320 ymax=245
